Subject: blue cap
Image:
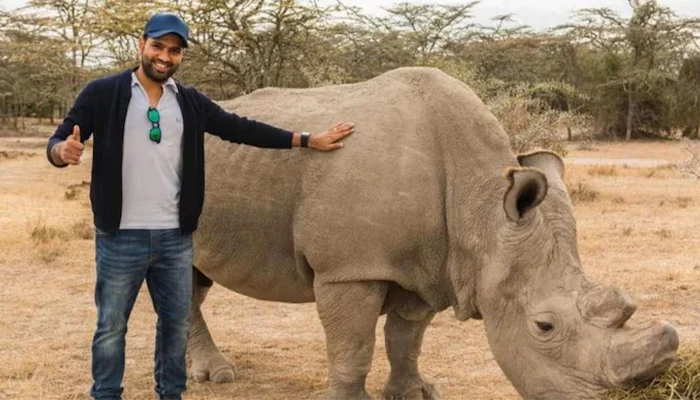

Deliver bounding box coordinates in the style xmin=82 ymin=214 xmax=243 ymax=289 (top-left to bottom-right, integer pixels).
xmin=143 ymin=13 xmax=189 ymax=47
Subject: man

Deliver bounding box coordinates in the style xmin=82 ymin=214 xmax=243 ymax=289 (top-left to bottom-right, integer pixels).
xmin=46 ymin=13 xmax=354 ymax=400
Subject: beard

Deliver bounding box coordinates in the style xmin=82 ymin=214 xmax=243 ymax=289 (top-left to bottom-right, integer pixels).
xmin=140 ymin=53 xmax=179 ymax=83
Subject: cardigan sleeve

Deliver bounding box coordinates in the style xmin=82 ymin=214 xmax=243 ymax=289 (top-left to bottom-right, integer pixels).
xmin=196 ymin=90 xmax=294 ymax=149
xmin=46 ymin=82 xmax=96 ymax=167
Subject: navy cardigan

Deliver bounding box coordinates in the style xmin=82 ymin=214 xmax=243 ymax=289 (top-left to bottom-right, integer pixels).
xmin=47 ymin=69 xmax=294 ymax=234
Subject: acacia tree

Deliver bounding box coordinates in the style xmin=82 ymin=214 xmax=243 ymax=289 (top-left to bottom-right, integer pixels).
xmin=462 ymin=14 xmax=537 ymax=83
xmin=676 ymin=55 xmax=700 ymax=138
xmin=383 ymin=1 xmax=477 ymax=63
xmin=558 ymin=0 xmax=700 ymax=139
xmin=0 ymin=11 xmax=76 ymax=126
xmin=89 ymin=0 xmax=169 ymax=69
xmin=16 ymin=0 xmax=106 ymax=92
xmin=0 ymin=0 xmax=111 ymax=125
xmin=328 ymin=1 xmax=479 ymax=85
xmin=167 ymin=0 xmax=333 ymax=95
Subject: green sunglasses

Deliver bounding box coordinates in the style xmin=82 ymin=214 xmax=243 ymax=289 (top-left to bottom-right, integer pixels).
xmin=147 ymin=107 xmax=161 ymax=143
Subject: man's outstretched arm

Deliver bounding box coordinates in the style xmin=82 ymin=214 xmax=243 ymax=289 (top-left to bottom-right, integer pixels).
xmin=198 ymin=90 xmax=354 ymax=151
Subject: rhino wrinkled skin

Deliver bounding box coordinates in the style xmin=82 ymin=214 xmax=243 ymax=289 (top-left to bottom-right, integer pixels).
xmin=187 ymin=67 xmax=678 ymax=399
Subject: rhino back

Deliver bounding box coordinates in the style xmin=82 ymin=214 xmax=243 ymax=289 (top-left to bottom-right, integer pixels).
xmin=195 ymin=67 xmax=515 ymax=306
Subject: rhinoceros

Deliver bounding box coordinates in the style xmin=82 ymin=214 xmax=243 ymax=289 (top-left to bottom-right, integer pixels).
xmin=186 ymin=67 xmax=678 ymax=399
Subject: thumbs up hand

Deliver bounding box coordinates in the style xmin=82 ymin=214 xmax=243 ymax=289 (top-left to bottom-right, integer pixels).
xmin=58 ymin=125 xmax=85 ymax=165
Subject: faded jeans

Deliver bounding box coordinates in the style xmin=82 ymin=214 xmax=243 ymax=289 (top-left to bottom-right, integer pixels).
xmin=89 ymin=228 xmax=193 ymax=400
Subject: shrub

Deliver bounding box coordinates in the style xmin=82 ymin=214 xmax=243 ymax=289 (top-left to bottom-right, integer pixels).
xmin=64 ymin=188 xmax=80 ymax=200
xmin=568 ymin=181 xmax=599 ymax=203
xmin=654 ymin=229 xmax=671 ymax=239
xmin=71 ymin=220 xmax=93 ymax=240
xmin=676 ymin=197 xmax=692 ymax=209
xmin=30 ymin=223 xmax=66 ymax=244
xmin=588 ymin=165 xmax=618 ymax=176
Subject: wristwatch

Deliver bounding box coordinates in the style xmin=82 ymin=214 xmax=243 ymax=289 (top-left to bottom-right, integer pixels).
xmin=300 ymin=132 xmax=311 ymax=148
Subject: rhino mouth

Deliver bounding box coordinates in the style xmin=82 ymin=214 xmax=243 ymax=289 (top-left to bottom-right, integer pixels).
xmin=606 ymin=321 xmax=679 ymax=386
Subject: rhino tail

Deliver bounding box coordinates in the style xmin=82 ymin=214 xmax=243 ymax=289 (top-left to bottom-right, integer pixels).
xmin=193 ymin=265 xmax=214 ymax=287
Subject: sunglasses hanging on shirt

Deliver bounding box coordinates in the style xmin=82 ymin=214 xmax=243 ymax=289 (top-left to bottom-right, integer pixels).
xmin=147 ymin=107 xmax=161 ymax=143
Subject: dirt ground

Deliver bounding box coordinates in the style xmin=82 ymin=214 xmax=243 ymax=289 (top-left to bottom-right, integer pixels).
xmin=0 ymin=136 xmax=698 ymax=400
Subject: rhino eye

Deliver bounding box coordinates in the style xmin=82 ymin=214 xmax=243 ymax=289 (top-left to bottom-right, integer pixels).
xmin=535 ymin=321 xmax=554 ymax=333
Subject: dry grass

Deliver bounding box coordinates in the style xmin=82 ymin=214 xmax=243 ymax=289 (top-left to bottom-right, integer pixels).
xmin=0 ymin=149 xmax=37 ymax=161
xmin=573 ymin=141 xmax=598 ymax=151
xmin=27 ymin=218 xmax=69 ymax=263
xmin=566 ymin=141 xmax=691 ymax=162
xmin=72 ymin=220 xmax=94 ymax=240
xmin=1 ymin=138 xmax=698 ymax=400
xmin=0 ymin=118 xmax=57 ymax=137
xmin=654 ymin=229 xmax=672 ymax=239
xmin=29 ymin=218 xmax=67 ymax=244
xmin=2 ymin=139 xmax=48 ymax=149
xmin=568 ymin=181 xmax=600 ymax=203
xmin=642 ymin=164 xmax=675 ymax=178
xmin=588 ymin=165 xmax=618 ymax=176
xmin=65 ymin=180 xmax=91 ymax=200
xmin=64 ymin=187 xmax=80 ymax=200
xmin=676 ymin=197 xmax=693 ymax=209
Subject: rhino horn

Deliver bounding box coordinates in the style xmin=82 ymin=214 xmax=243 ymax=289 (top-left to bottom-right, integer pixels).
xmin=577 ymin=285 xmax=637 ymax=329
xmin=607 ymin=321 xmax=679 ymax=386
xmin=503 ymin=167 xmax=548 ymax=222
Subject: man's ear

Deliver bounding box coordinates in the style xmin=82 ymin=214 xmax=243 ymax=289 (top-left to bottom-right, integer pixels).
xmin=137 ymin=37 xmax=146 ymax=54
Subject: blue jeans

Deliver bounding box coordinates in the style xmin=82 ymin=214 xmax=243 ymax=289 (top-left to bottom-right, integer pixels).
xmin=89 ymin=229 xmax=193 ymax=400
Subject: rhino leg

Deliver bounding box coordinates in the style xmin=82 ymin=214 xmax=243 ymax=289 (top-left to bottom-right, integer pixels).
xmin=315 ymin=280 xmax=389 ymax=400
xmin=383 ymin=311 xmax=439 ymax=400
xmin=187 ymin=267 xmax=235 ymax=383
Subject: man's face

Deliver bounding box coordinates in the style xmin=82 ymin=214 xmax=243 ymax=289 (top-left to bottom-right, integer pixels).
xmin=138 ymin=34 xmax=185 ymax=83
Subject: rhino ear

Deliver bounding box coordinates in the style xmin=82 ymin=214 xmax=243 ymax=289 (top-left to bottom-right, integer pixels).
xmin=503 ymin=167 xmax=548 ymax=222
xmin=517 ymin=150 xmax=565 ymax=191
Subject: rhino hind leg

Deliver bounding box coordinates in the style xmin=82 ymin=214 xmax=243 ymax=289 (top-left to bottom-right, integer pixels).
xmin=187 ymin=267 xmax=235 ymax=383
xmin=315 ymin=280 xmax=389 ymax=400
xmin=383 ymin=311 xmax=440 ymax=400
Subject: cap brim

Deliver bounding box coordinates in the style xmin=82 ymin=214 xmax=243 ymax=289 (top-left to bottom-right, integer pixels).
xmin=146 ymin=29 xmax=188 ymax=47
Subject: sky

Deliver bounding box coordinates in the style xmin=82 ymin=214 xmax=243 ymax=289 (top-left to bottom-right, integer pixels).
xmin=2 ymin=0 xmax=698 ymax=31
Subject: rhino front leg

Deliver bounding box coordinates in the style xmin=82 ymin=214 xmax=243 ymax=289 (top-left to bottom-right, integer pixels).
xmin=383 ymin=310 xmax=440 ymax=400
xmin=315 ymin=280 xmax=389 ymax=400
xmin=187 ymin=267 xmax=235 ymax=383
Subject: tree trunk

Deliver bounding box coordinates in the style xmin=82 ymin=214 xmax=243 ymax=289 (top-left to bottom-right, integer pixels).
xmin=12 ymin=102 xmax=18 ymax=129
xmin=626 ymin=91 xmax=634 ymax=141
xmin=567 ymin=125 xmax=573 ymax=141
xmin=0 ymin=97 xmax=6 ymax=124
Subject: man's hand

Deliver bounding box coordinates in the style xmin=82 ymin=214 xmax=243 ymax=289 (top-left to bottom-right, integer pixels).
xmin=309 ymin=122 xmax=355 ymax=151
xmin=56 ymin=125 xmax=84 ymax=165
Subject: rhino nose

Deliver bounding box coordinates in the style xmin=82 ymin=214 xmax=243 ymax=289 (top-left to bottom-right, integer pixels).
xmin=578 ymin=285 xmax=636 ymax=328
xmin=608 ymin=321 xmax=679 ymax=386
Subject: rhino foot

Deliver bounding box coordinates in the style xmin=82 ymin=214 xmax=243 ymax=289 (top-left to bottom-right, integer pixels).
xmin=189 ymin=355 xmax=235 ymax=383
xmin=324 ymin=388 xmax=371 ymax=400
xmin=383 ymin=379 xmax=440 ymax=400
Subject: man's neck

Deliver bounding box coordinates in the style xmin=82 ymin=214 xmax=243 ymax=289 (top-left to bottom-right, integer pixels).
xmin=135 ymin=66 xmax=165 ymax=92
xmin=135 ymin=66 xmax=165 ymax=106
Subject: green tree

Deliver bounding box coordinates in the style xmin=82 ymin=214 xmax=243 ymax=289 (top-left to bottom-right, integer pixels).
xmin=558 ymin=0 xmax=700 ymax=139
xmin=676 ymin=55 xmax=700 ymax=138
